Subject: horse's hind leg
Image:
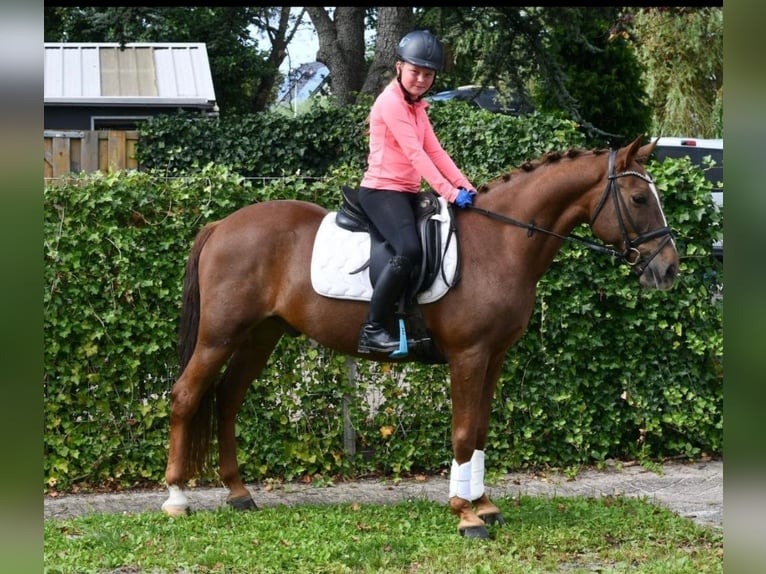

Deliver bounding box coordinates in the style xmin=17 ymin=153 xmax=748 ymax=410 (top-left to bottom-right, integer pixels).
xmin=217 ymin=321 xmax=283 ymax=511
xmin=163 ymin=344 xmax=233 ymax=516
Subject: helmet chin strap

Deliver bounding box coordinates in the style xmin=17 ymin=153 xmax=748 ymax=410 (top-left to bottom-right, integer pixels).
xmin=396 ymin=71 xmax=418 ymax=104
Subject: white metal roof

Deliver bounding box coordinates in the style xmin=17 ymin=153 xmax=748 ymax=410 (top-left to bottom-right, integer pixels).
xmin=44 ymin=42 xmax=217 ymax=107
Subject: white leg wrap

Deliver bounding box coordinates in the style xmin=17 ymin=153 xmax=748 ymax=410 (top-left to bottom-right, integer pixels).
xmin=162 ymin=485 xmax=190 ymax=514
xmin=449 ymin=459 xmax=472 ymax=500
xmin=470 ymin=449 xmax=486 ymax=501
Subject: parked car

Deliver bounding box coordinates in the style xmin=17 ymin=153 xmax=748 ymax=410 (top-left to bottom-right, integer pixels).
xmin=652 ymin=137 xmax=723 ymax=261
xmin=428 ymin=85 xmax=534 ymax=116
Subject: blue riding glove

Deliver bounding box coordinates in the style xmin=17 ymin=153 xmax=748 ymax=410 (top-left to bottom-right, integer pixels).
xmin=454 ymin=187 xmax=477 ymax=208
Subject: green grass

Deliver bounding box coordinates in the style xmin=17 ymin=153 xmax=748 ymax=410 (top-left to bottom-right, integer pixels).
xmin=44 ymin=495 xmax=722 ymax=573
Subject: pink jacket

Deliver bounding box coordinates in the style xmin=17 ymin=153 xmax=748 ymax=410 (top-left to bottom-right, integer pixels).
xmin=360 ymin=81 xmax=472 ymax=203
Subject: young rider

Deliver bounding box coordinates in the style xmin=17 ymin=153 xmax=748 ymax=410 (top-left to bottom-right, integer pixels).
xmin=357 ymin=30 xmax=477 ymax=354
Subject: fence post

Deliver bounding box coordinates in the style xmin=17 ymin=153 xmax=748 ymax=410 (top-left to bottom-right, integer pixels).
xmin=343 ymin=356 xmax=357 ymax=456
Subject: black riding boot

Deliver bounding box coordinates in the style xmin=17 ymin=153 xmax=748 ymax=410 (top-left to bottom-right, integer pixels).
xmin=358 ymin=256 xmax=412 ymax=354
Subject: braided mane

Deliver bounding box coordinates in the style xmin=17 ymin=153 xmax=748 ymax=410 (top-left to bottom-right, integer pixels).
xmin=477 ymin=147 xmax=609 ymax=193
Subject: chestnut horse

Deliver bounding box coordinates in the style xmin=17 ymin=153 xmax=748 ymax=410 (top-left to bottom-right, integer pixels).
xmin=161 ymin=136 xmax=677 ymax=538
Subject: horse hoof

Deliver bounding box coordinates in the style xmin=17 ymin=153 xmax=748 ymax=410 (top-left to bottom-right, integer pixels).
xmin=479 ymin=512 xmax=506 ymax=526
xmin=161 ymin=504 xmax=190 ymax=517
xmin=227 ymin=496 xmax=258 ymax=511
xmin=459 ymin=525 xmax=489 ymax=539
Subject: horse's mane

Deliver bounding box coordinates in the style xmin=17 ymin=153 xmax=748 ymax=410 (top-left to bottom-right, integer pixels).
xmin=477 ymin=147 xmax=609 ymax=193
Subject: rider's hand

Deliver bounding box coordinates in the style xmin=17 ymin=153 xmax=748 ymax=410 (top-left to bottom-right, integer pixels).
xmin=454 ymin=187 xmax=477 ymax=208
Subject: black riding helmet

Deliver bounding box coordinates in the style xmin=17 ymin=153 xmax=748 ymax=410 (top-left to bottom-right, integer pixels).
xmin=396 ymin=30 xmax=444 ymax=72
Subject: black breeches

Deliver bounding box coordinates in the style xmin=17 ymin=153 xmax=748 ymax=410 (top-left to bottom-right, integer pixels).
xmin=358 ymin=187 xmax=421 ymax=267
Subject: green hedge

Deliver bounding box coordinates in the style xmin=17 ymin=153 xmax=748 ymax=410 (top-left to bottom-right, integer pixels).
xmin=44 ymin=107 xmax=722 ymax=493
xmin=134 ymin=100 xmax=587 ymax=182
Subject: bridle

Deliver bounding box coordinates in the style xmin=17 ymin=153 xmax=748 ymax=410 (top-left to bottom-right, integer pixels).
xmin=466 ymin=149 xmax=675 ymax=275
xmin=590 ymin=149 xmax=674 ymax=273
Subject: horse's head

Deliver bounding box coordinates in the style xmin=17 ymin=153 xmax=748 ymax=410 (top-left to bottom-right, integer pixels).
xmin=589 ymin=135 xmax=679 ymax=290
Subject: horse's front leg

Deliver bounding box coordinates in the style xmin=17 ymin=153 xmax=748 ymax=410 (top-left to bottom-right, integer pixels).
xmin=470 ymin=453 xmax=505 ymax=526
xmin=449 ymin=454 xmax=489 ymax=539
xmin=448 ymin=354 xmax=506 ymax=538
xmin=470 ymin=355 xmax=506 ymax=527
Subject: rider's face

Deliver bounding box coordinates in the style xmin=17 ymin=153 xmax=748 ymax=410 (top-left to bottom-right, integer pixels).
xmin=397 ymin=62 xmax=435 ymax=98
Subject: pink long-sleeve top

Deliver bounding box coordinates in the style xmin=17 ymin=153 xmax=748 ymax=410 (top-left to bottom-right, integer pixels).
xmin=360 ymin=81 xmax=472 ymax=203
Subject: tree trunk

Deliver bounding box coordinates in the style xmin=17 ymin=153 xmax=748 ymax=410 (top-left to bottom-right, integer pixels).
xmin=253 ymin=8 xmax=294 ymax=112
xmin=361 ymin=7 xmax=412 ymax=97
xmin=306 ymin=7 xmax=366 ymax=106
xmin=253 ymin=6 xmax=306 ymax=111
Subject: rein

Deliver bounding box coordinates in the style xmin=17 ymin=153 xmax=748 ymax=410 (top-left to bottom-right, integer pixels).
xmin=466 ymin=205 xmax=618 ymax=257
xmin=466 ymin=149 xmax=674 ymax=273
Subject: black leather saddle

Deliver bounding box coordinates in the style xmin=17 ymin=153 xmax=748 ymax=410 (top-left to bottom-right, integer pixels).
xmin=335 ymin=186 xmax=458 ymax=297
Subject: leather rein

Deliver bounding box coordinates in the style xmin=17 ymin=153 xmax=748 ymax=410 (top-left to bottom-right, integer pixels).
xmin=466 ymin=149 xmax=674 ymax=275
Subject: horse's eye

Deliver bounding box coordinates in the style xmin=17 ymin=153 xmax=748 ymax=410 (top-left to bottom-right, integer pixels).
xmin=632 ymin=194 xmax=647 ymax=205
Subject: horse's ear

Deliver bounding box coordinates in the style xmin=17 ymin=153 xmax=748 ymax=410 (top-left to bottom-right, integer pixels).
xmin=618 ymin=135 xmax=655 ymax=169
xmin=634 ymin=136 xmax=658 ymax=165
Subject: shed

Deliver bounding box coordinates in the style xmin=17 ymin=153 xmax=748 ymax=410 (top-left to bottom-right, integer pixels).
xmin=44 ymin=42 xmax=218 ymax=130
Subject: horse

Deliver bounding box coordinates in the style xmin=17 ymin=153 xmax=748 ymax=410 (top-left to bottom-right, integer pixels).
xmin=161 ymin=135 xmax=678 ymax=538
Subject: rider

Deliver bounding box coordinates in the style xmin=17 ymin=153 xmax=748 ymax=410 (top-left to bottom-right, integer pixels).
xmin=357 ymin=30 xmax=477 ymax=354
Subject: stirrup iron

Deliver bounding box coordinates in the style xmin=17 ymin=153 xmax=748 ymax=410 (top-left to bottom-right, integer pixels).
xmin=389 ymin=317 xmax=409 ymax=358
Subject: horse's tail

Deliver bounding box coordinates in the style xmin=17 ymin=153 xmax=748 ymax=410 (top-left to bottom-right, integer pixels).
xmin=176 ymin=221 xmax=219 ymax=479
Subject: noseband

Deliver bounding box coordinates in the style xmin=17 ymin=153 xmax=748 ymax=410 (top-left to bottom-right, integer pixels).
xmin=466 ymin=148 xmax=674 ymax=274
xmin=589 ymin=149 xmax=674 ymax=274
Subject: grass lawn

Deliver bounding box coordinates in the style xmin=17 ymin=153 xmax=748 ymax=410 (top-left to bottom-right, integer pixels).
xmin=44 ymin=494 xmax=723 ymax=573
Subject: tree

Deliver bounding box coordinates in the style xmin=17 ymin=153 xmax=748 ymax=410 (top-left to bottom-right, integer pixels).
xmin=534 ymin=7 xmax=652 ymax=146
xmin=360 ymin=7 xmax=412 ymax=97
xmin=249 ymin=7 xmax=308 ymax=112
xmin=422 ymin=7 xmax=652 ymax=146
xmin=305 ymin=7 xmax=414 ymax=105
xmin=46 ymin=5 xmax=708 ymax=143
xmin=305 ymin=7 xmax=367 ymax=106
xmin=626 ymin=7 xmax=722 ymax=138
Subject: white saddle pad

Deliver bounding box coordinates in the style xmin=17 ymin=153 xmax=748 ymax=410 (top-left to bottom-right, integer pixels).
xmin=310 ymin=198 xmax=458 ymax=304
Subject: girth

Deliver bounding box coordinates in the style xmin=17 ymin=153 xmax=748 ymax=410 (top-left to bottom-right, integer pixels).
xmin=335 ymin=186 xmax=453 ymax=298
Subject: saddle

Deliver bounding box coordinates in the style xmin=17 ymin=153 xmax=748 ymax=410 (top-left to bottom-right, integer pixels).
xmin=335 ymin=186 xmax=457 ymax=297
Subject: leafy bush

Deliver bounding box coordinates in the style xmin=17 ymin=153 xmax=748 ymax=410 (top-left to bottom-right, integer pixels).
xmin=135 ymin=104 xmax=371 ymax=178
xmin=44 ymin=165 xmax=251 ymax=490
xmin=44 ymin=109 xmax=721 ymax=492
xmin=134 ymin=100 xmax=586 ymax=185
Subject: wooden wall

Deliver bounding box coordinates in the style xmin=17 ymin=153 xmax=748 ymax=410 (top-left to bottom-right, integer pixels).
xmin=44 ymin=130 xmax=139 ymax=182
